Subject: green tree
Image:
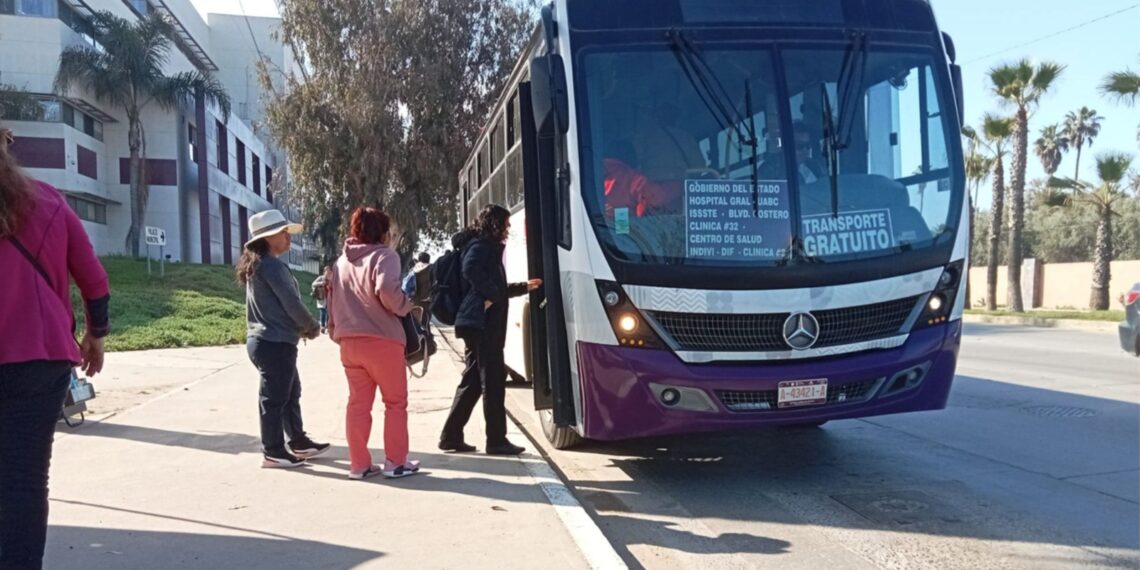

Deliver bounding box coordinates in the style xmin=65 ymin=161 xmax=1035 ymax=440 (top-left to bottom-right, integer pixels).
xmin=989 ymin=59 xmax=1065 ymax=312
xmin=54 ymin=11 xmax=230 ymax=257
xmin=1034 ymin=123 xmax=1068 ymax=176
xmin=260 ymin=0 xmax=533 ymax=261
xmin=1049 ymin=152 xmax=1135 ymax=310
xmin=962 ymin=125 xmax=995 ymax=307
xmin=1062 ymin=106 xmax=1103 ymax=179
xmin=0 ymin=77 xmax=43 ymax=121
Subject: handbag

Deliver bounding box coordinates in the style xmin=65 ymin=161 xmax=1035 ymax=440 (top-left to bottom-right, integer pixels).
xmin=62 ymin=370 xmax=96 ymax=427
xmin=402 ymin=307 xmax=437 ymax=378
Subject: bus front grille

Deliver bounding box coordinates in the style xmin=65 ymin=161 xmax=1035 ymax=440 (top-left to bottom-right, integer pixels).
xmin=715 ymin=378 xmax=881 ymax=412
xmin=646 ymin=296 xmax=921 ymax=352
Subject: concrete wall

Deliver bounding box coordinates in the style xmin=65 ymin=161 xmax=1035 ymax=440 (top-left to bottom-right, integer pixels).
xmin=968 ymin=260 xmax=1140 ymax=309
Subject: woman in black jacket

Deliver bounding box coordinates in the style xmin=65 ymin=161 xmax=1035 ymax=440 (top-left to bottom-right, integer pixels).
xmin=440 ymin=205 xmax=541 ymax=455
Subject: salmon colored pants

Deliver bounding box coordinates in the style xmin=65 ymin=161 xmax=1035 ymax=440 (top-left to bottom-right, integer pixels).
xmin=339 ymin=337 xmax=408 ymax=471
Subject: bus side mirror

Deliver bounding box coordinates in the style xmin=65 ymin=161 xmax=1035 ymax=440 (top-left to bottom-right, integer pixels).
xmin=950 ymin=64 xmax=964 ymax=127
xmin=530 ymin=54 xmax=569 ymax=137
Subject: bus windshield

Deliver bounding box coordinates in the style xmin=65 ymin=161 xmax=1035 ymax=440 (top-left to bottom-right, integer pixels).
xmin=578 ymin=42 xmax=959 ymax=267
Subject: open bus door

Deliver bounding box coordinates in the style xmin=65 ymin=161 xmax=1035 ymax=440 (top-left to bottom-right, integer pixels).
xmin=520 ymin=39 xmax=580 ymax=448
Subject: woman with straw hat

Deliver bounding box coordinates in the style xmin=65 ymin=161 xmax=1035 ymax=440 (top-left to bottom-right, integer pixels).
xmin=237 ymin=209 xmax=328 ymax=468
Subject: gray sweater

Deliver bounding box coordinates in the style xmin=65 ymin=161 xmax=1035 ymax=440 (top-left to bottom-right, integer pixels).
xmin=246 ymin=255 xmax=320 ymax=345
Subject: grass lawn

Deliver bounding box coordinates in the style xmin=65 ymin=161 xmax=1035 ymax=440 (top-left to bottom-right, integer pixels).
xmin=73 ymin=256 xmax=318 ymax=352
xmin=965 ymin=308 xmax=1125 ymax=322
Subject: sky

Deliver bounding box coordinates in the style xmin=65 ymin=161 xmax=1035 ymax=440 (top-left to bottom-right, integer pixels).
xmin=190 ymin=0 xmax=1139 ymax=209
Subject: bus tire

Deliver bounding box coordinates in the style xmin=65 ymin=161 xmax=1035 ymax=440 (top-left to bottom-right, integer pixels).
xmin=540 ymin=409 xmax=582 ymax=449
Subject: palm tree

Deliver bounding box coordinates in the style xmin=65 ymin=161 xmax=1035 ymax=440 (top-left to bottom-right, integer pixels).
xmin=972 ymin=114 xmax=1013 ymax=311
xmin=962 ymin=125 xmax=995 ymax=308
xmin=1099 ymin=60 xmax=1139 ymax=144
xmin=1100 ymin=67 xmax=1140 ymax=105
xmin=1062 ymin=107 xmax=1103 ymax=179
xmin=989 ymin=59 xmax=1065 ymax=312
xmin=54 ymin=11 xmax=230 ymax=256
xmin=1049 ymin=153 xmax=1134 ymax=310
xmin=1034 ymin=124 xmax=1068 ymax=177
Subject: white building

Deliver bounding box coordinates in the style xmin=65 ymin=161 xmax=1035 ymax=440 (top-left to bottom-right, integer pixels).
xmin=0 ymin=0 xmax=314 ymax=270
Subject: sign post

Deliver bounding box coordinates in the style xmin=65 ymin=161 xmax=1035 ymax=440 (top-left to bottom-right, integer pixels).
xmin=144 ymin=226 xmax=167 ymax=277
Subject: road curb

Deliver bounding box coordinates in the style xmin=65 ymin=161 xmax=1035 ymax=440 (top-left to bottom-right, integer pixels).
xmin=963 ymin=314 xmax=1120 ymax=333
xmin=437 ymin=327 xmax=627 ymax=570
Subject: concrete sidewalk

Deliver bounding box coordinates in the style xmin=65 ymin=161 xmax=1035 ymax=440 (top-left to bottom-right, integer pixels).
xmin=45 ymin=336 xmax=591 ymax=569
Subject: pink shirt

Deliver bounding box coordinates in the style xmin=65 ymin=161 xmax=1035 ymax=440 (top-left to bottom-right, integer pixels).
xmin=0 ymin=181 xmax=109 ymax=365
xmin=327 ymin=239 xmax=412 ymax=345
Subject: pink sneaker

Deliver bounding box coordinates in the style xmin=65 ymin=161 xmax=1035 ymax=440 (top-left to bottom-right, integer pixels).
xmin=382 ymin=459 xmax=421 ymax=479
xmin=348 ymin=464 xmax=383 ymax=480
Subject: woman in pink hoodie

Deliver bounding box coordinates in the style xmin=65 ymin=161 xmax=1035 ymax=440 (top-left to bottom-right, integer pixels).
xmin=326 ymin=207 xmax=420 ymax=479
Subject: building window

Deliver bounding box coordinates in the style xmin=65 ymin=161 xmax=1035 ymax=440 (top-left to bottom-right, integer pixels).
xmin=265 ymin=166 xmax=273 ymax=202
xmin=188 ymin=124 xmax=198 ymax=163
xmin=0 ymin=95 xmax=104 ymax=141
xmin=216 ymin=121 xmax=228 ymax=173
xmin=126 ymin=0 xmax=149 ymax=15
xmin=236 ymin=139 xmax=246 ymax=185
xmin=66 ymin=195 xmax=107 ymax=225
xmin=507 ymin=96 xmax=517 ymax=149
xmin=3 ymin=0 xmax=58 ymax=17
xmin=252 ymin=154 xmax=261 ymax=195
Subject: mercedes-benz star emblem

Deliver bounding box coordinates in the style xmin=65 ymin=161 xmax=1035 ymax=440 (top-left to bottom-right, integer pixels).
xmin=782 ymin=312 xmax=820 ymax=350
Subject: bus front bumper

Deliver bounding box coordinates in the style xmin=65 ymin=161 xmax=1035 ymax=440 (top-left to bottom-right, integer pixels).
xmin=576 ymin=321 xmax=961 ymax=441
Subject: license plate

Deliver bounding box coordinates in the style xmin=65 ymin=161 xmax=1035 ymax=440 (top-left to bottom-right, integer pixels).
xmin=777 ymin=379 xmax=827 ymax=408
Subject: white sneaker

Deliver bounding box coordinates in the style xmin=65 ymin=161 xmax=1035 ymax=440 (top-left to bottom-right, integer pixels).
xmin=348 ymin=465 xmax=383 ymax=480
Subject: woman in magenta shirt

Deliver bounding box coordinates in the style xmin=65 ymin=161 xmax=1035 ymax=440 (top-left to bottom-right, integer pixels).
xmin=0 ymin=126 xmax=110 ymax=569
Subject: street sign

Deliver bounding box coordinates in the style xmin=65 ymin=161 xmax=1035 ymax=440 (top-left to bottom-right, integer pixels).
xmin=144 ymin=226 xmax=166 ymax=246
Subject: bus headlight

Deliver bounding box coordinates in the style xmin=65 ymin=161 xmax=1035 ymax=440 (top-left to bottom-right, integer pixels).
xmin=618 ymin=314 xmax=639 ymax=333
xmin=913 ymin=261 xmax=963 ymax=330
xmin=927 ymin=294 xmax=945 ymax=312
xmin=603 ymin=290 xmax=621 ymax=307
xmin=596 ymin=280 xmax=665 ymax=349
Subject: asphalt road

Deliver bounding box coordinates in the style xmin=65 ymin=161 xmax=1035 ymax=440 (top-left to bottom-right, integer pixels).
xmin=506 ymin=323 xmax=1140 ymax=569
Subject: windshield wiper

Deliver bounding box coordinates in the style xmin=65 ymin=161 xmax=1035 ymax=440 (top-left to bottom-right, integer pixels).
xmin=820 ymin=31 xmax=869 ymax=217
xmin=666 ymin=29 xmax=762 ymax=215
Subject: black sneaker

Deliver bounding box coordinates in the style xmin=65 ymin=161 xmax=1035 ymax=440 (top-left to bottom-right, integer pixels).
xmin=485 ymin=440 xmax=525 ymax=456
xmin=262 ymin=451 xmax=306 ymax=469
xmin=289 ymin=440 xmax=331 ymax=459
xmin=439 ymin=440 xmax=477 ymax=453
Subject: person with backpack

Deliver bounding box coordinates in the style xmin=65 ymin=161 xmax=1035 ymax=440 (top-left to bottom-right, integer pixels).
xmin=439 ymin=204 xmax=541 ymax=455
xmin=0 ymin=125 xmax=110 ymax=569
xmin=327 ymin=207 xmax=421 ymax=479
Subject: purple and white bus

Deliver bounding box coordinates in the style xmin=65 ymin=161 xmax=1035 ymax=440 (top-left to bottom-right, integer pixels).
xmin=459 ymin=0 xmax=968 ymax=448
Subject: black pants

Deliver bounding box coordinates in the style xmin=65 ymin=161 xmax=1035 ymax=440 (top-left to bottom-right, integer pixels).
xmin=441 ymin=327 xmax=508 ymax=444
xmin=246 ymin=338 xmax=307 ymax=455
xmin=0 ymin=360 xmax=72 ymax=570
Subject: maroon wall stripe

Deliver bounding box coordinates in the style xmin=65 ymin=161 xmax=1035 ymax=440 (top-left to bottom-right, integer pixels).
xmin=220 ymin=195 xmax=232 ymax=265
xmin=238 ymin=205 xmax=249 ymax=245
xmin=197 ymin=92 xmax=211 ymax=264
xmin=77 ymin=145 xmax=97 ymax=179
xmin=119 ymin=158 xmax=178 ymax=186
xmin=11 ymin=137 xmax=65 ymax=169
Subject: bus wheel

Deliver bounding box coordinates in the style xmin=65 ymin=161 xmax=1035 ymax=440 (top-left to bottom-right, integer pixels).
xmin=540 ymin=409 xmax=582 ymax=449
xmin=781 ymin=421 xmax=828 ymax=429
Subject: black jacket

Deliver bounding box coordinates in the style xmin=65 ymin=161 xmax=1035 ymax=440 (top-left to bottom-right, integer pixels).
xmin=454 ymin=232 xmax=527 ymax=341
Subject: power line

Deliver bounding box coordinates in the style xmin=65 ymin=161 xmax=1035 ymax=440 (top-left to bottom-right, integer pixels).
xmin=963 ymin=3 xmax=1139 ymax=65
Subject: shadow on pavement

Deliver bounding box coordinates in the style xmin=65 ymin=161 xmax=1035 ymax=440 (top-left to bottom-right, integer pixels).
xmin=536 ymin=375 xmax=1139 ymax=561
xmin=45 ymin=524 xmax=381 ymax=570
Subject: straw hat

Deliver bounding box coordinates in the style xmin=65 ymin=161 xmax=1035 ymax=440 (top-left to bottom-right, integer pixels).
xmin=246 ymin=209 xmax=302 ymax=248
